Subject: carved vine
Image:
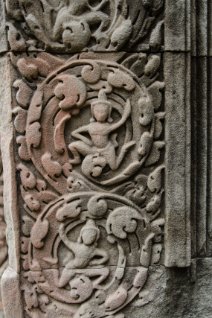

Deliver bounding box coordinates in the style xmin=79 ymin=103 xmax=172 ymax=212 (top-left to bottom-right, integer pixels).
xmin=12 ymin=52 xmax=165 ymax=317
xmin=6 ymin=0 xmax=164 ymax=52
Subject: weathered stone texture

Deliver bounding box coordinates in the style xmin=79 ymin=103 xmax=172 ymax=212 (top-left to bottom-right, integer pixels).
xmin=165 ymin=0 xmax=191 ymax=52
xmin=164 ymin=52 xmax=191 ymax=267
xmin=0 ymin=0 xmax=211 ymax=317
xmin=7 ymin=50 xmax=165 ymax=317
xmin=5 ymin=0 xmax=164 ymax=53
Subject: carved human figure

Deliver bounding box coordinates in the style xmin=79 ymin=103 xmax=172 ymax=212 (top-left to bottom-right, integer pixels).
xmin=68 ymin=91 xmax=135 ymax=172
xmin=53 ymin=0 xmax=110 ymax=49
xmin=58 ymin=219 xmax=109 ymax=288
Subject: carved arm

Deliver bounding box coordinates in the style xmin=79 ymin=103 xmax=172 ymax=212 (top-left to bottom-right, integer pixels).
xmin=89 ymin=249 xmax=109 ymax=265
xmin=58 ymin=224 xmax=76 ymax=252
xmin=110 ymin=99 xmax=131 ymax=132
xmin=71 ymin=125 xmax=92 ymax=145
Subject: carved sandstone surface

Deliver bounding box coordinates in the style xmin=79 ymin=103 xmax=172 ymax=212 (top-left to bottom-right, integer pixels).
xmin=5 ymin=0 xmax=164 ymax=52
xmin=11 ymin=52 xmax=165 ymax=317
xmin=0 ymin=149 xmax=8 ymax=313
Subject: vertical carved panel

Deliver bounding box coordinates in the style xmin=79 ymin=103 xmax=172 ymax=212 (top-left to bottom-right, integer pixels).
xmin=0 ymin=0 xmax=199 ymax=317
xmin=10 ymin=52 xmax=165 ymax=317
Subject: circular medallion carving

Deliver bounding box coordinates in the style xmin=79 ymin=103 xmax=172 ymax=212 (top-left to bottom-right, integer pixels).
xmin=28 ymin=192 xmax=160 ymax=317
xmin=25 ymin=59 xmax=154 ymax=191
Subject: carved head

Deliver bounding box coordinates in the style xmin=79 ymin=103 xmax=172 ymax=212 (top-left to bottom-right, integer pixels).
xmin=79 ymin=219 xmax=100 ymax=245
xmin=91 ymin=90 xmax=112 ymax=123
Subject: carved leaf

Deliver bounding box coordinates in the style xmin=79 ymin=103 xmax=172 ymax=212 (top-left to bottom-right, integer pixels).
xmin=105 ymin=286 xmax=128 ymax=311
xmin=140 ymin=233 xmax=154 ymax=267
xmin=27 ymin=122 xmax=41 ymax=148
xmin=147 ymin=166 xmax=164 ymax=193
xmin=62 ymin=162 xmax=73 ymax=178
xmin=126 ymin=187 xmax=147 ymax=206
xmin=13 ymin=107 xmax=27 ymax=133
xmin=25 ymin=13 xmax=46 ymax=43
xmin=106 ymin=207 xmax=142 ymax=239
xmin=17 ymin=164 xmax=37 ymax=190
xmin=36 ymin=179 xmax=47 ymax=192
xmin=41 ymin=152 xmax=62 ymax=179
xmin=23 ymin=285 xmax=38 ymax=310
xmin=144 ymin=55 xmax=160 ymax=78
xmin=16 ymin=136 xmax=31 ymax=161
xmin=150 ymin=21 xmax=164 ymax=49
xmin=148 ymin=81 xmax=165 ymax=110
xmin=66 ymin=175 xmax=87 ymax=192
xmin=146 ymin=193 xmax=162 ymax=213
xmin=133 ymin=268 xmax=148 ymax=288
xmin=111 ymin=19 xmax=132 ymax=49
xmin=54 ymin=112 xmax=72 ymax=154
xmin=27 ymin=90 xmax=43 ymax=123
xmin=138 ymin=132 xmax=153 ymax=157
xmin=38 ymin=294 xmax=50 ymax=312
xmin=31 ymin=218 xmax=49 ymax=248
xmin=22 ymin=215 xmax=34 ymax=236
xmin=21 ymin=236 xmax=29 ymax=254
xmin=17 ymin=58 xmax=39 ymax=81
xmin=38 ymin=191 xmax=58 ymax=204
xmin=24 ymin=194 xmax=40 ymax=212
xmin=81 ymin=63 xmax=101 ymax=84
xmin=154 ymin=112 xmax=165 ymax=139
xmin=13 ymin=79 xmax=32 ymax=108
xmin=56 ymin=199 xmax=82 ymax=221
xmin=54 ymin=75 xmax=87 ymax=110
xmin=151 ymin=243 xmax=163 ymax=264
xmin=87 ymin=196 xmax=108 ymax=219
xmin=130 ymin=53 xmax=147 ymax=77
xmin=108 ymin=69 xmax=135 ymax=91
xmin=151 ymin=218 xmax=165 ymax=239
xmin=7 ymin=23 xmax=26 ymax=51
xmin=138 ymin=95 xmax=154 ymax=126
xmin=145 ymin=141 xmax=165 ymax=166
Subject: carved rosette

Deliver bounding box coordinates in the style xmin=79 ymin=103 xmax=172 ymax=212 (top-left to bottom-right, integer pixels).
xmin=12 ymin=52 xmax=165 ymax=317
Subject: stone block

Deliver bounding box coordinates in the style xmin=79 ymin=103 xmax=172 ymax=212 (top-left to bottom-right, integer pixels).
xmin=164 ymin=52 xmax=191 ymax=267
xmin=0 ymin=52 xmax=165 ymax=317
xmin=0 ymin=0 xmax=8 ymax=53
xmin=165 ymin=0 xmax=191 ymax=52
xmin=4 ymin=0 xmax=164 ymax=53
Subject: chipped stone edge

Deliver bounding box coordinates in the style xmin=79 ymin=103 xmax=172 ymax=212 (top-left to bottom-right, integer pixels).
xmin=0 ymin=55 xmax=23 ymax=317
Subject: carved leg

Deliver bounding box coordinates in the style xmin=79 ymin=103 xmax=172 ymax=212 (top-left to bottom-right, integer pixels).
xmin=84 ymin=268 xmax=110 ymax=289
xmin=68 ymin=141 xmax=93 ymax=164
xmin=115 ymin=141 xmax=136 ymax=168
xmin=58 ymin=268 xmax=76 ymax=288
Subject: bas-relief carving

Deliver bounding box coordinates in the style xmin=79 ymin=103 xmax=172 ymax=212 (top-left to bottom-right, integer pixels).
xmin=11 ymin=52 xmax=165 ymax=317
xmin=5 ymin=0 xmax=164 ymax=52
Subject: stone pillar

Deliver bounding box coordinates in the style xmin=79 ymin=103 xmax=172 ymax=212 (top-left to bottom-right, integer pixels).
xmin=0 ymin=1 xmax=211 ymax=317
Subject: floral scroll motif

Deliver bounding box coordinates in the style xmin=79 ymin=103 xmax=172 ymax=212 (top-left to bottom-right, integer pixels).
xmin=22 ymin=191 xmax=164 ymax=317
xmin=5 ymin=0 xmax=164 ymax=52
xmin=12 ymin=52 xmax=165 ymax=317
